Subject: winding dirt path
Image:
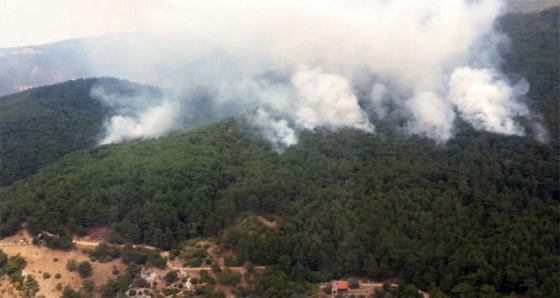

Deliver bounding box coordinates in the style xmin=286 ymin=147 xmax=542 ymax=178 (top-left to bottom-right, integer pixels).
xmin=73 ymin=238 xmax=264 ymax=272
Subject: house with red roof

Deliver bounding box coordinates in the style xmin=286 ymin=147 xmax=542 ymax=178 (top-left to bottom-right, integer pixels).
xmin=337 ymin=281 xmax=349 ymax=291
xmin=332 ymin=280 xmax=349 ymax=296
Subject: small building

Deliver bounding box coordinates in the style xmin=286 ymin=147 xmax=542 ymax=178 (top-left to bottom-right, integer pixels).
xmin=332 ymin=281 xmax=349 ymax=295
xmin=337 ymin=281 xmax=349 ymax=292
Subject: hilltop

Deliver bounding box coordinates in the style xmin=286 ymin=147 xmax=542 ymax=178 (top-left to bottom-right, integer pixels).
xmin=0 ymin=77 xmax=160 ymax=186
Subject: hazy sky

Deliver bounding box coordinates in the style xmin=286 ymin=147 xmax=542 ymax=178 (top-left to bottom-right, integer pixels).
xmin=0 ymin=0 xmax=528 ymax=49
xmin=0 ymin=0 xmax=158 ymax=48
xmin=0 ymin=0 xmax=539 ymax=145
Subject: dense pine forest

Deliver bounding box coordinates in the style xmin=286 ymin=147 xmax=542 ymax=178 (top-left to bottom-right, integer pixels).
xmin=1 ymin=117 xmax=558 ymax=296
xmin=0 ymin=78 xmax=160 ymax=186
xmin=499 ymin=7 xmax=559 ymax=141
xmin=0 ymin=7 xmax=558 ymax=298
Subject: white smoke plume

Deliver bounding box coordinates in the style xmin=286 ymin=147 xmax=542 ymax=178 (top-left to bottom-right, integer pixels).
xmin=250 ymin=108 xmax=298 ymax=151
xmin=291 ymin=66 xmax=374 ymax=132
xmin=448 ymin=67 xmax=529 ymax=135
xmin=91 ymin=85 xmax=180 ymax=144
xmin=406 ymin=91 xmax=456 ymax=143
xmin=100 ymin=101 xmax=179 ymax=144
xmin=82 ymin=0 xmax=541 ymax=147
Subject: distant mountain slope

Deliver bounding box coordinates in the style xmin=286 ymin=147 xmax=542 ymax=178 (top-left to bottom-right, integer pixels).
xmin=0 ymin=33 xmax=234 ymax=97
xmin=500 ymin=6 xmax=560 ymax=141
xmin=506 ymin=0 xmax=558 ymax=13
xmin=0 ymin=8 xmax=557 ymax=140
xmin=0 ymin=77 xmax=160 ymax=186
xmin=0 ymin=39 xmax=92 ymax=96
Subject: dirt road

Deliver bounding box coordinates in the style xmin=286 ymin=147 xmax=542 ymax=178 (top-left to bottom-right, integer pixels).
xmin=73 ymin=239 xmax=265 ymax=272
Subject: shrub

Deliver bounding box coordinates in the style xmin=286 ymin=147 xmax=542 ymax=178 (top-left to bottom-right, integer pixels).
xmin=89 ymin=243 xmax=121 ymax=263
xmin=4 ymin=254 xmax=26 ymax=283
xmin=211 ymin=263 xmax=221 ymax=273
xmin=188 ymin=257 xmax=203 ymax=267
xmin=185 ymin=249 xmax=208 ymax=260
xmin=147 ymin=252 xmax=167 ymax=269
xmin=169 ymin=249 xmax=180 ymax=261
xmin=383 ymin=281 xmax=392 ymax=292
xmin=217 ymin=267 xmax=241 ymax=286
xmin=243 ymin=261 xmax=254 ymax=273
xmin=185 ymin=238 xmax=200 ymax=247
xmin=211 ymin=290 xmax=226 ymax=298
xmin=374 ymin=288 xmax=386 ymax=298
xmin=132 ymin=277 xmax=150 ymax=288
xmin=53 ymin=258 xmax=58 ymax=262
xmin=163 ymin=288 xmax=179 ymax=296
xmin=190 ymin=277 xmax=199 ymax=285
xmin=42 ymin=272 xmax=51 ymax=279
xmin=349 ymin=278 xmax=360 ymax=289
xmin=81 ymin=279 xmax=95 ymax=293
xmin=195 ymin=285 xmax=213 ymax=296
xmin=121 ymin=244 xmax=147 ymax=265
xmin=66 ymin=259 xmax=77 ymax=272
xmin=100 ymin=279 xmax=119 ymax=298
xmin=77 ymin=261 xmax=92 ymax=278
xmin=55 ymin=273 xmax=62 ymax=279
xmin=199 ymin=270 xmax=215 ymax=285
xmin=43 ymin=235 xmax=73 ymax=250
xmin=164 ymin=270 xmax=178 ymax=284
xmin=23 ymin=275 xmax=39 ymax=296
xmin=224 ymin=256 xmax=237 ymax=267
xmin=62 ymin=286 xmax=80 ymax=297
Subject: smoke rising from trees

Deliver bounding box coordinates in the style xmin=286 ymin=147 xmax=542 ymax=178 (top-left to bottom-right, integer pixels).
xmin=89 ymin=0 xmax=543 ymax=148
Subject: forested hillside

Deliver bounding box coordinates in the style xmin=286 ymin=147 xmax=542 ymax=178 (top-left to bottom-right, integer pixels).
xmin=500 ymin=7 xmax=559 ymax=141
xmin=0 ymin=77 xmax=160 ymax=186
xmin=0 ymin=117 xmax=558 ymax=296
xmin=0 ymin=7 xmax=558 ymax=298
xmin=0 ymin=6 xmax=556 ymax=187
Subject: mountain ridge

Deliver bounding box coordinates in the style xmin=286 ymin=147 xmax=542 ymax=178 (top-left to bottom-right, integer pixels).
xmin=0 ymin=77 xmax=161 ymax=186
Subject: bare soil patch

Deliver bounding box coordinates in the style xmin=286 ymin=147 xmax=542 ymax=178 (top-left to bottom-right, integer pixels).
xmin=0 ymin=230 xmax=266 ymax=297
xmin=75 ymin=226 xmax=110 ymax=243
xmin=257 ymin=216 xmax=277 ymax=229
xmin=0 ymin=229 xmax=126 ymax=298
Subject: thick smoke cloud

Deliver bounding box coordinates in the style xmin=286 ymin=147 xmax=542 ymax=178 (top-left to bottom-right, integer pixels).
xmin=90 ymin=0 xmax=542 ymax=148
xmin=449 ymin=67 xmax=529 ymax=135
xmin=250 ymin=108 xmax=298 ymax=151
xmin=100 ymin=101 xmax=179 ymax=144
xmin=291 ymin=66 xmax=374 ymax=132
xmin=91 ymin=85 xmax=180 ymax=144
